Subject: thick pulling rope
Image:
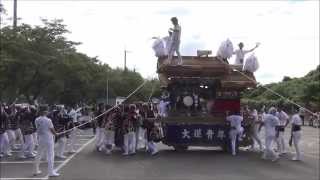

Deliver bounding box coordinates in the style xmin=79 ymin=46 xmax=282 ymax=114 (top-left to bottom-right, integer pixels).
xmin=56 ymin=80 xmax=148 ymax=135
xmin=216 ymin=57 xmax=316 ymax=116
xmin=148 ymin=81 xmax=156 ymax=103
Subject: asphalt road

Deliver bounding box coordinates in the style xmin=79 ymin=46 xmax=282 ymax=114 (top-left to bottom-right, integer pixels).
xmin=1 ymin=126 xmax=319 ymax=180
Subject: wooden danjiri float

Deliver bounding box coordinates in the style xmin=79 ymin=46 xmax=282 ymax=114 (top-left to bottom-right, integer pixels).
xmin=157 ymin=51 xmax=257 ymax=152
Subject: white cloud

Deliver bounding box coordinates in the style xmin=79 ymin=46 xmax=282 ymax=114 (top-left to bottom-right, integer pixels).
xmin=1 ymin=0 xmax=319 ymax=84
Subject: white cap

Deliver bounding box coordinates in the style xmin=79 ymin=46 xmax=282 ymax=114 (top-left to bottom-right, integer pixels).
xmin=268 ymin=107 xmax=277 ymax=115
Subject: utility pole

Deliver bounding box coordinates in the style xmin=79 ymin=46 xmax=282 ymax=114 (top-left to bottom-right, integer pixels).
xmin=124 ymin=49 xmax=131 ymax=72
xmin=106 ymin=79 xmax=109 ymax=105
xmin=13 ymin=0 xmax=17 ymax=28
xmin=124 ymin=50 xmax=127 ymax=71
xmin=0 ymin=0 xmax=3 ymax=27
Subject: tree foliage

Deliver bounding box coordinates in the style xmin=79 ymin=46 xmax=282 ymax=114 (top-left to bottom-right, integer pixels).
xmin=242 ymin=65 xmax=320 ymax=112
xmin=0 ymin=19 xmax=159 ymax=105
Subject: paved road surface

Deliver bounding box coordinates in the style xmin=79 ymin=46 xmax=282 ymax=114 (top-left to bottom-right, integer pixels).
xmin=1 ymin=127 xmax=319 ymax=180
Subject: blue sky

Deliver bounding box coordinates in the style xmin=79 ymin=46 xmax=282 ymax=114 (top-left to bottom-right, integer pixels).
xmin=1 ymin=0 xmax=319 ymax=84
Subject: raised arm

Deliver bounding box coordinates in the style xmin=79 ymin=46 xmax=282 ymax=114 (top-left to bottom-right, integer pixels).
xmin=244 ymin=43 xmax=259 ymax=54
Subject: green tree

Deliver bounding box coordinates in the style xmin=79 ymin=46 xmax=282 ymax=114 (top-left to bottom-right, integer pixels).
xmin=0 ymin=19 xmax=161 ymax=105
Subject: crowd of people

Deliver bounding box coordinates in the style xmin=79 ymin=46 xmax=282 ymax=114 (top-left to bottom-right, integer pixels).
xmin=1 ymin=101 xmax=319 ymax=176
xmin=228 ymin=105 xmax=319 ymax=162
xmin=0 ymin=102 xmax=162 ymax=176
xmin=93 ymin=102 xmax=162 ymax=156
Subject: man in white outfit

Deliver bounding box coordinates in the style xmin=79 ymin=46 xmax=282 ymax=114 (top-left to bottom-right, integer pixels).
xmin=168 ymin=17 xmax=182 ymax=65
xmin=0 ymin=105 xmax=11 ymax=157
xmin=290 ymin=109 xmax=303 ymax=161
xmin=276 ymin=107 xmax=289 ymax=155
xmin=94 ymin=104 xmax=106 ymax=152
xmin=20 ymin=107 xmax=36 ymax=158
xmin=233 ymin=42 xmax=259 ymax=65
xmin=104 ymin=111 xmax=116 ymax=155
xmin=0 ymin=131 xmax=10 ymax=158
xmin=7 ymin=107 xmax=24 ymax=152
xmin=249 ymin=109 xmax=263 ymax=151
xmin=30 ymin=106 xmax=39 ymax=148
xmin=226 ymin=111 xmax=243 ymax=156
xmin=67 ymin=106 xmax=80 ymax=153
xmin=55 ymin=133 xmax=67 ymax=159
xmin=53 ymin=108 xmax=68 ymax=159
xmin=11 ymin=107 xmax=26 ymax=159
xmin=158 ymin=99 xmax=170 ymax=118
xmin=122 ymin=105 xmax=137 ymax=156
xmin=33 ymin=105 xmax=60 ymax=177
xmin=262 ymin=107 xmax=280 ymax=162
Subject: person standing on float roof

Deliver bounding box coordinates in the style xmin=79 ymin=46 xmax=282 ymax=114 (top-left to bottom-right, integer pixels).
xmin=233 ymin=42 xmax=259 ymax=65
xmin=168 ymin=17 xmax=182 ymax=65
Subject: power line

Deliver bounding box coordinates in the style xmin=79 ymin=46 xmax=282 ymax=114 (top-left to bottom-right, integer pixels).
xmin=216 ymin=57 xmax=316 ymax=116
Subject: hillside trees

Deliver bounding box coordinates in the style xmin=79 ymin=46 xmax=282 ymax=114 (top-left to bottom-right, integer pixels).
xmin=242 ymin=65 xmax=320 ymax=112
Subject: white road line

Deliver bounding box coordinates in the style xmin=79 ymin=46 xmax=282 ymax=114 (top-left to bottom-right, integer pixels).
xmin=307 ymin=141 xmax=318 ymax=147
xmin=64 ymin=143 xmax=84 ymax=146
xmin=46 ymin=138 xmax=95 ymax=178
xmin=1 ymin=138 xmax=94 ymax=180
xmin=77 ymin=135 xmax=94 ymax=137
xmin=0 ymin=177 xmax=48 ymax=180
xmin=303 ymin=153 xmax=320 ymax=159
xmin=0 ymin=161 xmax=64 ymax=164
xmin=9 ymin=144 xmax=85 ymax=153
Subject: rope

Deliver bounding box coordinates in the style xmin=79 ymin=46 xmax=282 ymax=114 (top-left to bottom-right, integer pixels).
xmin=216 ymin=57 xmax=316 ymax=116
xmin=56 ymin=80 xmax=148 ymax=135
xmin=148 ymin=80 xmax=156 ymax=103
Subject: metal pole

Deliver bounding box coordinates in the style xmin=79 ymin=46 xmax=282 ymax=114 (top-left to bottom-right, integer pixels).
xmin=0 ymin=0 xmax=3 ymax=27
xmin=124 ymin=50 xmax=127 ymax=71
xmin=13 ymin=0 xmax=17 ymax=28
xmin=106 ymin=79 xmax=109 ymax=105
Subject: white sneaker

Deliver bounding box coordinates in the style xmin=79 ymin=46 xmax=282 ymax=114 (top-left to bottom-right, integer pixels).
xmin=291 ymin=157 xmax=301 ymax=161
xmin=69 ymin=150 xmax=76 ymax=153
xmin=122 ymin=152 xmax=129 ymax=156
xmin=33 ymin=170 xmax=42 ymax=176
xmin=96 ymin=146 xmax=100 ymax=152
xmin=151 ymin=150 xmax=158 ymax=156
xmin=18 ymin=155 xmax=26 ymax=159
xmin=272 ymin=157 xmax=279 ymax=162
xmin=27 ymin=153 xmax=36 ymax=158
xmin=98 ymin=147 xmax=104 ymax=152
xmin=48 ymin=172 xmax=60 ymax=177
xmin=279 ymin=152 xmax=287 ymax=156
